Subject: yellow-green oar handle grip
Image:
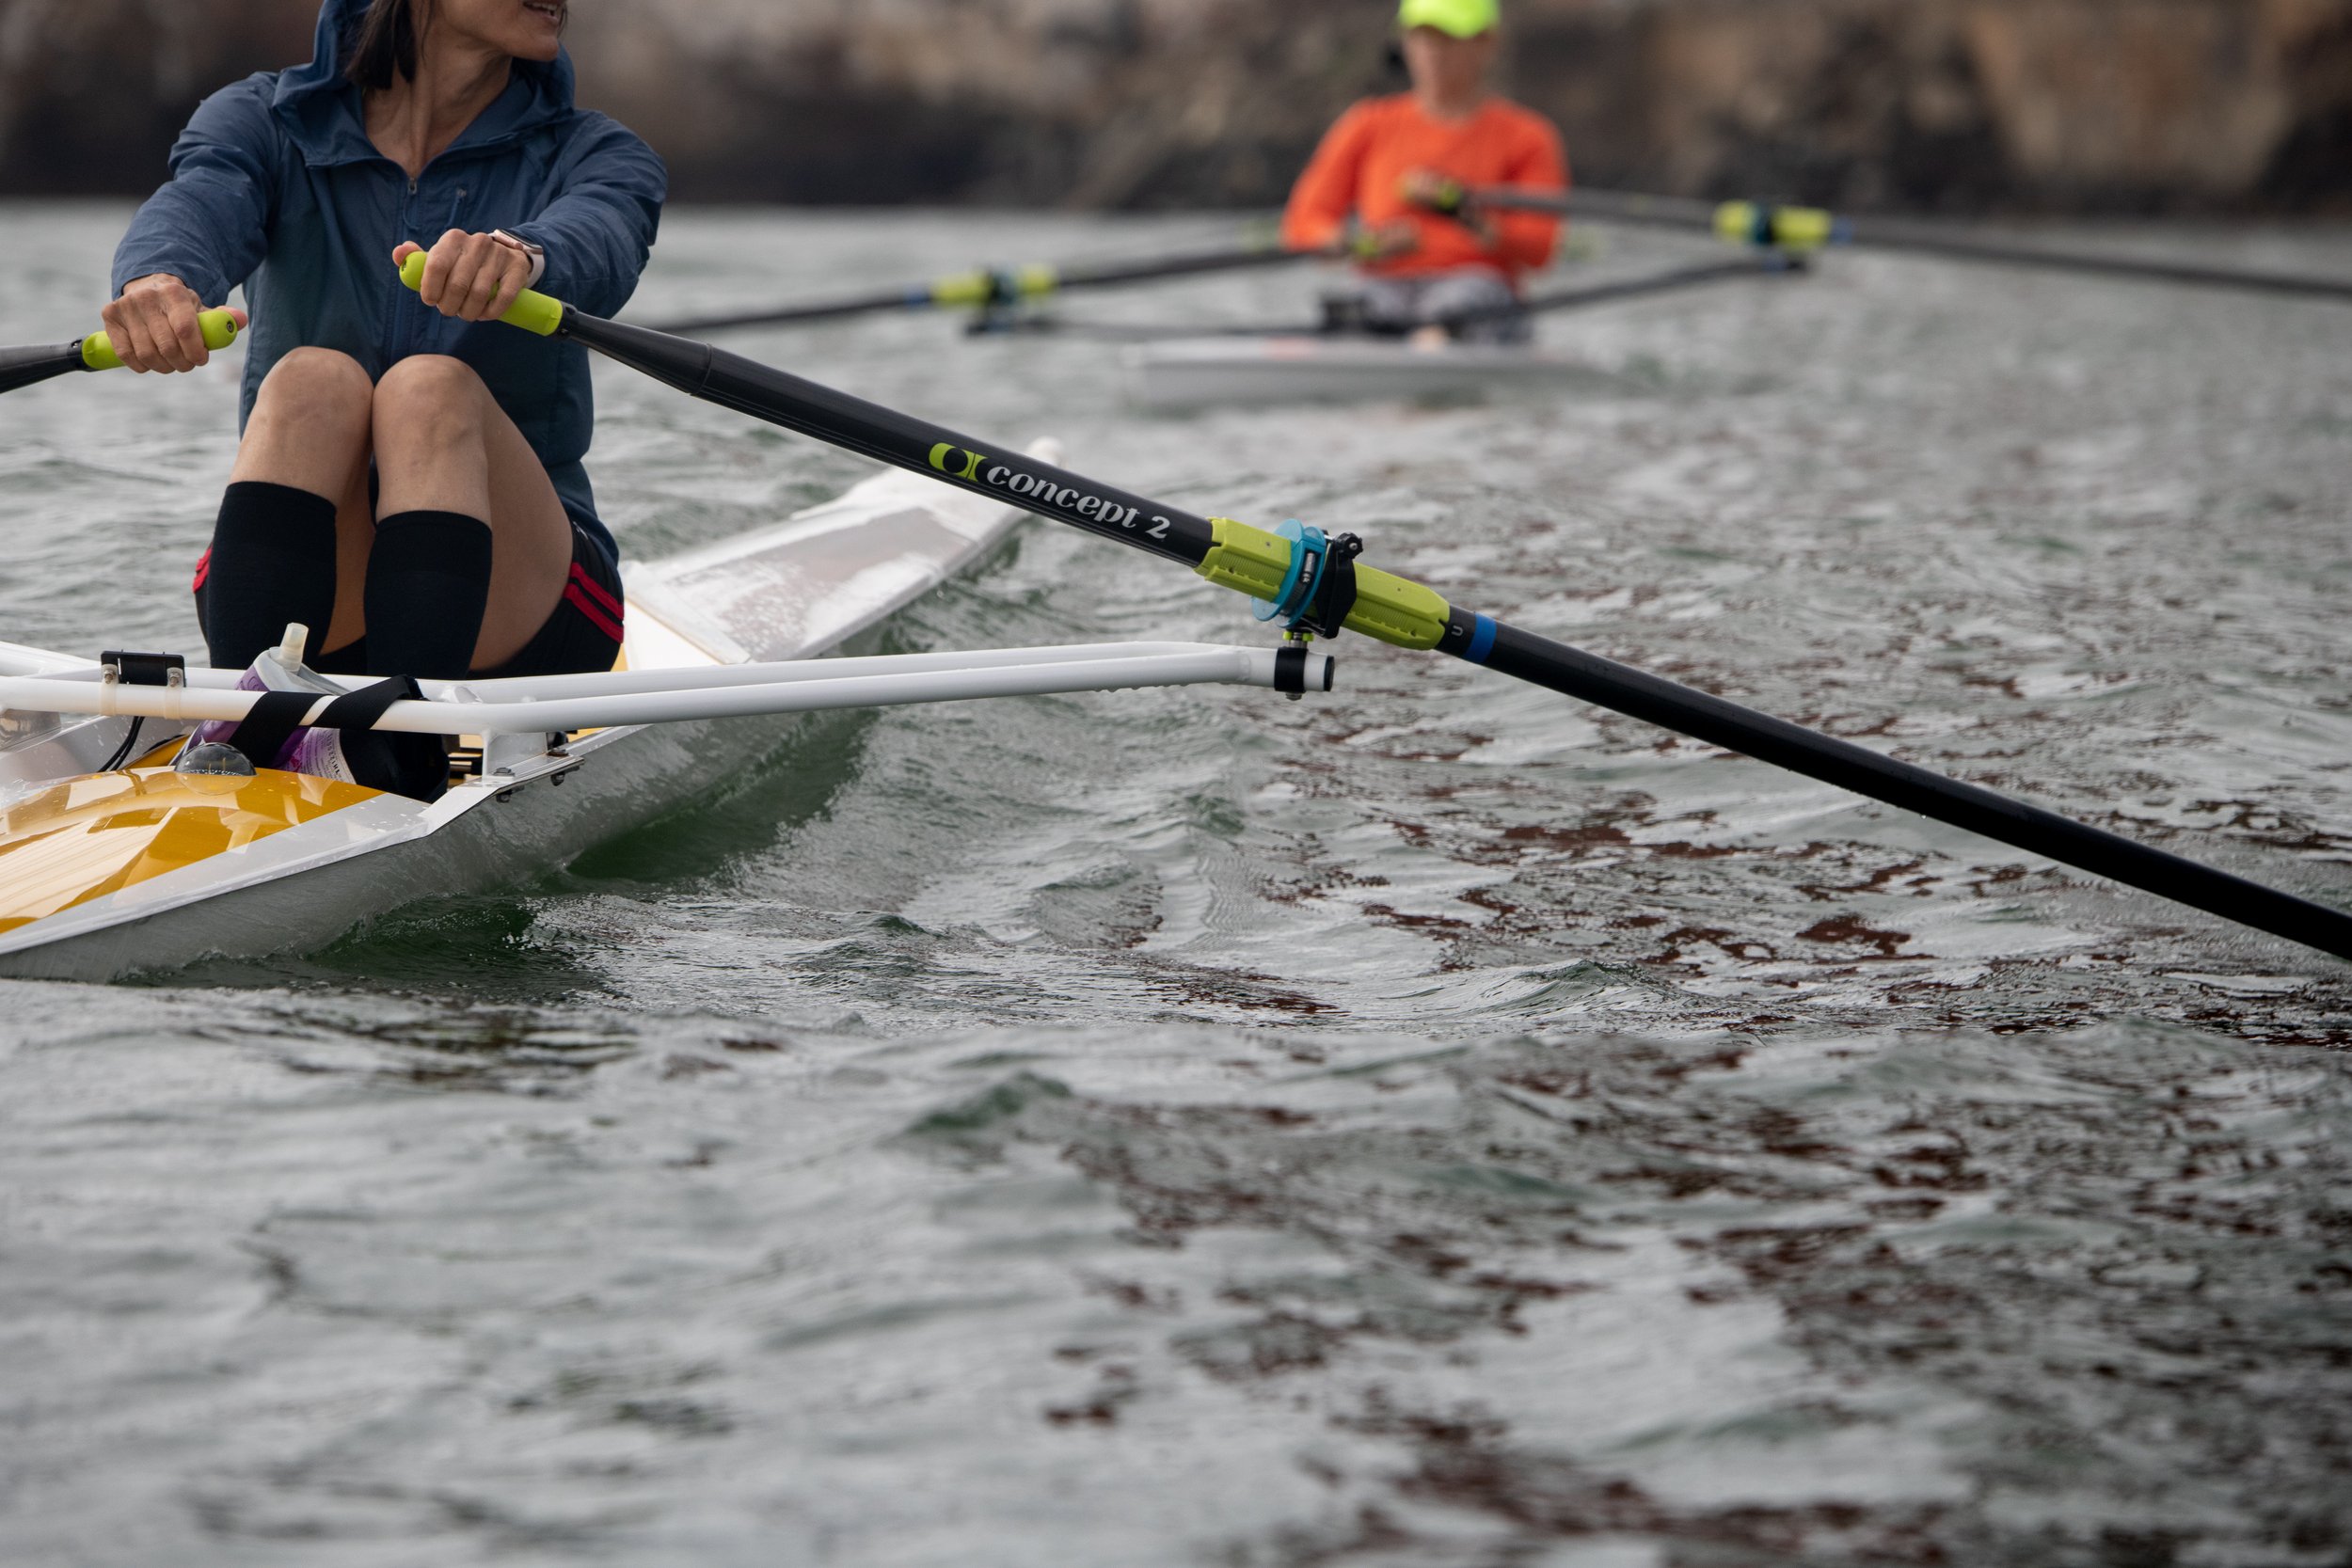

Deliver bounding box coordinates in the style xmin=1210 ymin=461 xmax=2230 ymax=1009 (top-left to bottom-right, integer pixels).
xmin=397 ymin=251 xmax=566 ymax=337
xmin=79 ymin=309 xmax=240 ymax=371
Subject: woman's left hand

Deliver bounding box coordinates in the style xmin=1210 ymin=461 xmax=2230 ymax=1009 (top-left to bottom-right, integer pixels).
xmin=1402 ymin=169 xmax=1500 ymax=245
xmin=394 ymin=231 xmax=534 ymax=323
xmin=1400 ymin=169 xmax=1458 ymax=211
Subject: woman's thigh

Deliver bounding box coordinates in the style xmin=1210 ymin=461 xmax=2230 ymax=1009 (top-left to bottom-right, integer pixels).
xmin=470 ymin=398 xmax=576 ymax=672
xmin=371 ymin=355 xmax=575 ymax=673
xmin=228 ymin=348 xmax=376 ymax=655
xmin=325 ymin=464 xmax=376 ymax=656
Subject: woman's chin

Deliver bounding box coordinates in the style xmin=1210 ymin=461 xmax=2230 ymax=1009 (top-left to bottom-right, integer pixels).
xmin=499 ymin=17 xmax=565 ymax=63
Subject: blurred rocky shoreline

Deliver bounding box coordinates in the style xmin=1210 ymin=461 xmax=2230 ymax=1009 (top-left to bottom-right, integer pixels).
xmin=2 ymin=0 xmax=2346 ymax=213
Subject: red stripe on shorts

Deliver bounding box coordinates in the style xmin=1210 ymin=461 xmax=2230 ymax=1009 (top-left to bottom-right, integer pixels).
xmin=192 ymin=548 xmax=212 ymax=594
xmin=568 ymin=562 xmax=623 ymax=618
xmin=564 ymin=579 xmax=625 ymax=644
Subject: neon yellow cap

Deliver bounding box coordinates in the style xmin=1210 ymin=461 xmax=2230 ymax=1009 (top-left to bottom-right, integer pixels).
xmin=1399 ymin=0 xmax=1499 ymax=38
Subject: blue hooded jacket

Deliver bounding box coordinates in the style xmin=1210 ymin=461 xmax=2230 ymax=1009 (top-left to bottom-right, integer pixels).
xmin=113 ymin=0 xmax=666 ymax=564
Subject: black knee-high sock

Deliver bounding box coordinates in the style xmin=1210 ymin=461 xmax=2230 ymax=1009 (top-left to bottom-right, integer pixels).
xmin=196 ymin=482 xmax=339 ymax=670
xmin=364 ymin=511 xmax=494 ymax=680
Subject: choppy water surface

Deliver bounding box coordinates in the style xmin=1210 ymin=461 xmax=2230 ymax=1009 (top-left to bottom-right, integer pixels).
xmin=5 ymin=203 xmax=2352 ymax=1566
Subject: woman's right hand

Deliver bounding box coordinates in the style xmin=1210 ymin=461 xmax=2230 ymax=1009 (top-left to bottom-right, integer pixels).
xmin=102 ymin=275 xmax=240 ymax=372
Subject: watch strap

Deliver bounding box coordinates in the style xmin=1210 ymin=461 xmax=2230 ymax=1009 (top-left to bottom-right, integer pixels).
xmin=490 ymin=230 xmax=548 ymax=288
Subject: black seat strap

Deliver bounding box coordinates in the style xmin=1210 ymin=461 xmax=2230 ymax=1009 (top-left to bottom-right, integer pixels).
xmin=226 ymin=691 xmax=324 ymax=771
xmin=225 ymin=677 xmax=425 ymax=771
xmin=312 ymin=676 xmax=423 ymax=735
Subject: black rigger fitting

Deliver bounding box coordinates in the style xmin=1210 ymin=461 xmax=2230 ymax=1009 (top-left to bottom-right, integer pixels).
xmin=101 ymin=650 xmax=186 ymax=688
xmin=96 ymin=650 xmax=187 ymax=772
xmin=1295 ymin=531 xmax=1362 ymax=640
xmin=1274 ymin=641 xmax=1312 ymax=700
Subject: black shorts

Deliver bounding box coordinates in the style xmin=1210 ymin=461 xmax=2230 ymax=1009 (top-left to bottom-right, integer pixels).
xmin=474 ymin=523 xmax=626 ymax=681
xmin=199 ymin=521 xmax=626 ymax=681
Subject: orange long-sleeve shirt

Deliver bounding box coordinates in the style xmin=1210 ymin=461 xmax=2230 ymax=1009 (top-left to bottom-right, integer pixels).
xmin=1281 ymin=94 xmax=1567 ymax=281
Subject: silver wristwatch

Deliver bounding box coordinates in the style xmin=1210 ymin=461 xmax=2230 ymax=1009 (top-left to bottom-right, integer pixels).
xmin=489 ymin=229 xmax=547 ymax=287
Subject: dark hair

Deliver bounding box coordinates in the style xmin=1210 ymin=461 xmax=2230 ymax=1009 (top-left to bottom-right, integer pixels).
xmin=346 ymin=0 xmax=423 ymax=90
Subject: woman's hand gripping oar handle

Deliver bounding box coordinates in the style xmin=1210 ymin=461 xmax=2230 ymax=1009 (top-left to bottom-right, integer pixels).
xmin=0 ymin=309 xmax=244 ymax=397
xmin=78 ymin=309 xmax=243 ymax=371
xmin=397 ymin=251 xmax=568 ymax=336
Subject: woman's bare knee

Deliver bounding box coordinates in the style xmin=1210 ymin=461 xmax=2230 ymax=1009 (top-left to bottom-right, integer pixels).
xmin=373 ymin=355 xmax=493 ymax=459
xmin=373 ymin=355 xmax=486 ymax=415
xmin=370 ymin=356 xmax=501 ymax=516
xmin=234 ymin=349 xmax=373 ymax=491
xmin=258 ymin=348 xmax=373 ymax=418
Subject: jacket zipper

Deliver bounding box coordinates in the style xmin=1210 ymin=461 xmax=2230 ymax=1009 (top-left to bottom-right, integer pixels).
xmin=389 ymin=173 xmax=420 ymax=363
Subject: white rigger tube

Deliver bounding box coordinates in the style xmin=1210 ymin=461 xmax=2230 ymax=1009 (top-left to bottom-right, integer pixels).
xmin=0 ymin=645 xmax=1334 ymax=736
xmin=449 ymin=641 xmax=1253 ymax=701
xmin=168 ymin=641 xmax=1275 ymax=695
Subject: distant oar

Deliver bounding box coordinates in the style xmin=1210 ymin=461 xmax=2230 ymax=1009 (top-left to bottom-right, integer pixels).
xmin=1471 ymin=254 xmax=1804 ymax=328
xmin=644 ymin=241 xmax=1311 ymax=336
xmin=985 ymin=256 xmax=1801 ymax=340
xmin=405 ymin=253 xmax=2352 ymax=963
xmin=1458 ymin=185 xmax=2352 ymax=304
xmin=0 ymin=310 xmax=242 ymax=397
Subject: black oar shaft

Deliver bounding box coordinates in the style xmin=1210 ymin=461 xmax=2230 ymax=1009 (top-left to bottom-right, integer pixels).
xmin=1534 ymin=188 xmax=1714 ymax=229
xmin=1841 ymin=222 xmax=2352 ymax=301
xmin=646 ymin=245 xmax=1305 ymax=336
xmin=653 ymin=287 xmax=936 ymax=334
xmin=535 ymin=299 xmax=2350 ymax=962
xmin=0 ymin=341 xmax=91 ymax=397
xmin=1475 ymin=185 xmax=2352 ymax=305
xmin=1515 ymin=258 xmax=1797 ymax=320
xmin=1454 ymin=618 xmax=2352 ymax=958
xmin=1055 ymin=248 xmax=1302 ymax=291
xmin=985 ymin=258 xmax=1795 ymax=341
xmin=565 ymin=312 xmax=1220 ymax=566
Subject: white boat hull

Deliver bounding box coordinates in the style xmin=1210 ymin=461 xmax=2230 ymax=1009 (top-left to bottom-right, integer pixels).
xmin=0 ymin=451 xmax=1046 ymax=983
xmin=1124 ymin=335 xmax=1612 ymax=409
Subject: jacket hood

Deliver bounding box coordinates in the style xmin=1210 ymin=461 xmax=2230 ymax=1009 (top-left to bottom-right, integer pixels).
xmin=273 ymin=0 xmax=578 ymax=164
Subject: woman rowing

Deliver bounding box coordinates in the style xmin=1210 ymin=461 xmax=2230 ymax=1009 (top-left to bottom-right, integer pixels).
xmin=1281 ymin=0 xmax=1566 ymax=343
xmin=103 ymin=0 xmax=662 ymax=798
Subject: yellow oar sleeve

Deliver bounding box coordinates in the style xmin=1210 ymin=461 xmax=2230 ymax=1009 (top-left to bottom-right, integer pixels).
xmin=1196 ymin=518 xmax=1453 ymax=651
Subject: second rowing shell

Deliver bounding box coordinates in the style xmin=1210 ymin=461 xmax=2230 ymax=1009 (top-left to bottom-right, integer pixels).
xmin=1124 ymin=335 xmax=1615 ymax=410
xmin=0 ymin=446 xmax=1050 ymax=984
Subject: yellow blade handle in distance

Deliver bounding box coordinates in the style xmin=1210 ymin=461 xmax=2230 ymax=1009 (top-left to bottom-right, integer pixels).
xmin=930 ymin=270 xmax=994 ymax=308
xmin=1767 ymin=205 xmax=1838 ymax=250
xmin=930 ymin=265 xmax=1061 ymax=308
xmin=79 ymin=309 xmax=241 ymax=371
xmin=1713 ymin=200 xmax=1839 ymax=253
xmin=396 ymin=251 xmax=566 ymax=337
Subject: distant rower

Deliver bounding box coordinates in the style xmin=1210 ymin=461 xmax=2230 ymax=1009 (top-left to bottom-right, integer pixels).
xmin=1280 ymin=0 xmax=1566 ymax=343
